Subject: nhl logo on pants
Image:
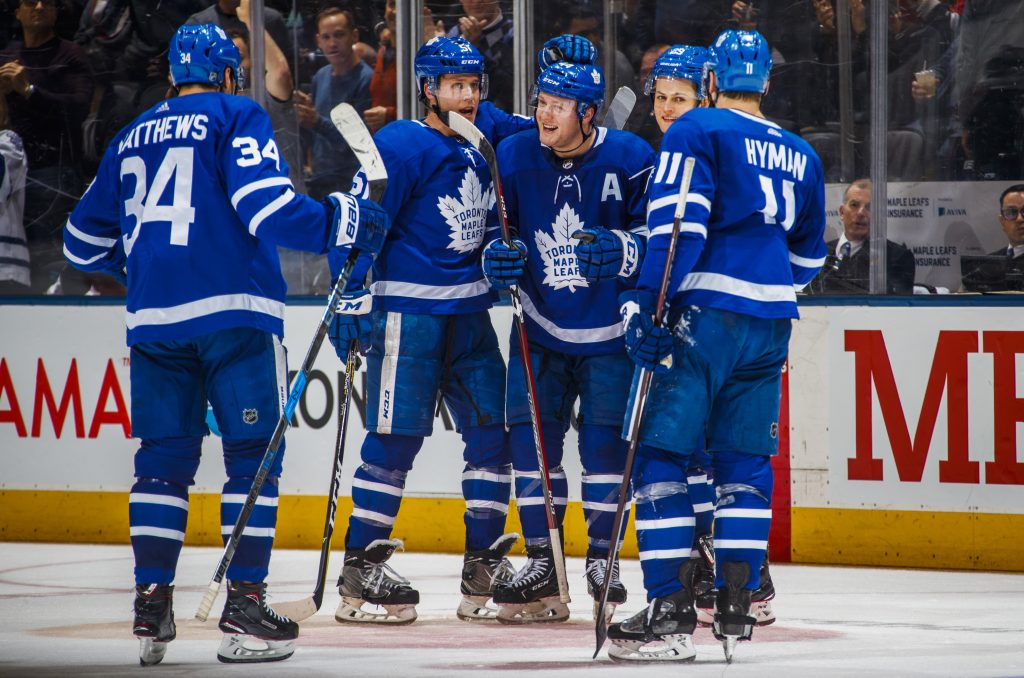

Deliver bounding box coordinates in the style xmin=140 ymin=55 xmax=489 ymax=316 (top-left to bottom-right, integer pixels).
xmin=243 ymin=409 xmax=259 ymax=425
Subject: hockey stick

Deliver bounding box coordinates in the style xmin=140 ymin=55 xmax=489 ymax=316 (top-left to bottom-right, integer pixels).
xmin=600 ymin=86 xmax=637 ymax=131
xmin=195 ymin=103 xmax=387 ymax=622
xmin=593 ymin=156 xmax=695 ymax=657
xmin=447 ymin=111 xmax=571 ymax=605
xmin=270 ymin=344 xmax=359 ymax=621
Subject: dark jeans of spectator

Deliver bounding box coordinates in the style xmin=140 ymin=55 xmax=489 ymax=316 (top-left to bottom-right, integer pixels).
xmin=24 ymin=164 xmax=83 ymax=294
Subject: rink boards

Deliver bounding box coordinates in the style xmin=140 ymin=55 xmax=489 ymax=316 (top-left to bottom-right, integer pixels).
xmin=1 ymin=299 xmax=1023 ymax=571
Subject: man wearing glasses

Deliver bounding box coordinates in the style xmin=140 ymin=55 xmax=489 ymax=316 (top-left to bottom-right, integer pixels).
xmin=994 ymin=184 xmax=1024 ymax=267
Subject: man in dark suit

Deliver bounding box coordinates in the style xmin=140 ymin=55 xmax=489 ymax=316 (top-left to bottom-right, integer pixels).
xmin=809 ymin=178 xmax=917 ymax=294
xmin=992 ymin=183 xmax=1024 ymax=268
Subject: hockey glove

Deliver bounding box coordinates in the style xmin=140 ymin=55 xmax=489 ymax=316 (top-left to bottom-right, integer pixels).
xmin=538 ymin=34 xmax=597 ymax=69
xmin=482 ymin=238 xmax=528 ymax=290
xmin=620 ymin=289 xmax=673 ymax=373
xmin=328 ymin=289 xmax=373 ymax=361
xmin=573 ymin=227 xmax=646 ymax=281
xmin=327 ymin=192 xmax=388 ymax=257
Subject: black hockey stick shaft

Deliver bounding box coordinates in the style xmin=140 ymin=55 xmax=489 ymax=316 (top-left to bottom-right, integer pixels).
xmin=445 ymin=111 xmax=569 ymax=603
xmin=594 ymin=156 xmax=695 ymax=656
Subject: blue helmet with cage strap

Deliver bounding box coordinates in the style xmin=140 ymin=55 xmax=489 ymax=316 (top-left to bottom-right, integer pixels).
xmin=644 ymin=44 xmax=709 ymax=99
xmin=534 ymin=61 xmax=605 ymax=119
xmin=169 ymin=23 xmax=241 ymax=87
xmin=414 ymin=36 xmax=488 ymax=100
xmin=707 ymin=29 xmax=772 ymax=94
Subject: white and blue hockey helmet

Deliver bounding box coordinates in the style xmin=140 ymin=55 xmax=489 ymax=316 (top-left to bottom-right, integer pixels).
xmin=645 ymin=44 xmax=709 ymax=99
xmin=706 ymin=29 xmax=772 ymax=94
xmin=169 ymin=23 xmax=241 ymax=87
xmin=414 ymin=36 xmax=489 ymax=100
xmin=533 ymin=61 xmax=606 ymax=119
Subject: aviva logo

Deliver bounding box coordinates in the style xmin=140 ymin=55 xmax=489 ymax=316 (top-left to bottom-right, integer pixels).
xmin=938 ymin=207 xmax=967 ymax=217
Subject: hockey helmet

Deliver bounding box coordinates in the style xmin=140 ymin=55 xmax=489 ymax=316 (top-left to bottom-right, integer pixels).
xmin=414 ymin=36 xmax=488 ymax=100
xmin=533 ymin=61 xmax=605 ymax=119
xmin=169 ymin=23 xmax=241 ymax=87
xmin=706 ymin=29 xmax=772 ymax=94
xmin=644 ymin=44 xmax=709 ymax=99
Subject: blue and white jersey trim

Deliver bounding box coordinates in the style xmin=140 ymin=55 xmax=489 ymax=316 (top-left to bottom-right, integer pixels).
xmin=125 ymin=293 xmax=286 ymax=330
xmin=370 ymin=279 xmax=491 ymax=301
xmin=678 ymin=272 xmax=797 ymax=304
xmin=519 ymin=289 xmax=623 ymax=344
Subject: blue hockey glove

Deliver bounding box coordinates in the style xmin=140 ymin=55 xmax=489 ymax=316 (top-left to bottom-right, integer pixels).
xmin=328 ymin=288 xmax=373 ymax=361
xmin=328 ymin=192 xmax=388 ymax=257
xmin=573 ymin=227 xmax=646 ymax=281
xmin=482 ymin=238 xmax=528 ymax=290
xmin=620 ymin=289 xmax=673 ymax=373
xmin=538 ymin=34 xmax=597 ymax=69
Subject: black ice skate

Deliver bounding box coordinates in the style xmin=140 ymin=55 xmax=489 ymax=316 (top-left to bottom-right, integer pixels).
xmin=457 ymin=533 xmax=519 ymax=622
xmin=492 ymin=543 xmax=569 ymax=624
xmin=335 ymin=538 xmax=419 ymax=625
xmin=751 ymin=554 xmax=776 ymax=625
xmin=607 ymin=561 xmax=698 ymax=663
xmin=712 ymin=561 xmax=757 ymax=663
xmin=585 ymin=547 xmax=627 ymax=622
xmin=133 ymin=583 xmax=175 ymax=666
xmin=695 ymin=537 xmax=776 ymax=627
xmin=217 ymin=581 xmax=298 ymax=663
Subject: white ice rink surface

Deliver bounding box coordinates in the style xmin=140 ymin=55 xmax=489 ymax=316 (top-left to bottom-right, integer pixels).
xmin=1 ymin=542 xmax=1022 ymax=678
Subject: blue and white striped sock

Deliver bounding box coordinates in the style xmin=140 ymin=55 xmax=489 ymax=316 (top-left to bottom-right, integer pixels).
xmin=130 ymin=478 xmax=189 ymax=585
xmin=221 ymin=476 xmax=278 ymax=582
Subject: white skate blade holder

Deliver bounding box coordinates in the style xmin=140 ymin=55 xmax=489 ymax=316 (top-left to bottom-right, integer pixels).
xmin=457 ymin=595 xmax=501 ymax=622
xmin=335 ymin=597 xmax=417 ymax=625
xmin=496 ymin=599 xmax=570 ymax=625
xmin=608 ymin=634 xmax=696 ymax=663
xmin=138 ymin=637 xmax=169 ymax=666
xmin=217 ymin=634 xmax=295 ymax=663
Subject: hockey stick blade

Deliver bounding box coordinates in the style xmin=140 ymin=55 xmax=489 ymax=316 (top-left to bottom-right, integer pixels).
xmin=330 ymin=103 xmax=386 ymax=198
xmin=594 ymin=156 xmax=696 ymax=657
xmin=600 ymin=86 xmax=637 ymax=131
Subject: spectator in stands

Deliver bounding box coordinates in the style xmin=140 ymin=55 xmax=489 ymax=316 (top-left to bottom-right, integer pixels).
xmin=186 ymin=0 xmax=293 ymax=72
xmin=993 ymin=184 xmax=1024 ymax=273
xmin=0 ymin=94 xmax=29 ymax=295
xmin=445 ymin=0 xmax=514 ymax=112
xmin=809 ymin=179 xmax=917 ymax=295
xmin=0 ymin=0 xmax=93 ymax=293
xmin=295 ymin=7 xmax=372 ymax=200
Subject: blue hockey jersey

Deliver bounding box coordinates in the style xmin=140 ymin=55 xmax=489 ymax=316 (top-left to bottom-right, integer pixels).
xmin=641 ymin=108 xmax=826 ymax=318
xmin=339 ymin=119 xmax=500 ymax=315
xmin=64 ymin=93 xmax=340 ymax=345
xmin=499 ymin=126 xmax=655 ymax=355
xmin=475 ymin=101 xmax=533 ymax=148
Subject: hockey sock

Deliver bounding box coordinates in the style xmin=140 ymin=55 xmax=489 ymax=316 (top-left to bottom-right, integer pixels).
xmin=462 ymin=424 xmax=512 ymax=551
xmin=579 ymin=423 xmax=629 ymax=556
xmin=130 ymin=477 xmax=189 ymax=585
xmin=509 ymin=422 xmax=567 ymax=546
xmin=687 ymin=465 xmax=715 ymax=551
xmin=633 ymin=444 xmax=694 ymax=600
xmin=222 ymin=476 xmax=278 ymax=582
xmin=712 ymin=451 xmax=773 ymax=590
xmin=346 ymin=432 xmax=421 ymax=549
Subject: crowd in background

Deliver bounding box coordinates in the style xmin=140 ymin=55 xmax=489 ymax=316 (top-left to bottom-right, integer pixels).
xmin=1 ymin=0 xmax=1022 ymax=296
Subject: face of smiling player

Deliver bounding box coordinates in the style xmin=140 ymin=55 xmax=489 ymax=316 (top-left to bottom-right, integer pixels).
xmin=428 ymin=73 xmax=483 ymax=123
xmin=653 ymin=78 xmax=701 ymax=133
xmin=534 ymin=91 xmax=594 ymax=155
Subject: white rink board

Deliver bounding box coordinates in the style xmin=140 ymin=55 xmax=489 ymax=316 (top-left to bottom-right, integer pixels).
xmin=789 ymin=304 xmax=1024 ymax=515
xmin=0 ymin=303 xmax=588 ymax=499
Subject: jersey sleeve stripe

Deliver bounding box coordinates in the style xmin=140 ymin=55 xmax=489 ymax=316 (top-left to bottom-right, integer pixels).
xmin=629 ymin=165 xmax=654 ymax=181
xmin=686 ymin=193 xmax=712 ymax=211
xmin=650 ymin=221 xmax=707 ymax=238
xmin=125 ymin=293 xmax=286 ymax=330
xmin=789 ymin=251 xmax=826 ymax=268
xmin=62 ymin=243 xmax=110 ymax=266
xmin=65 ymin=219 xmax=118 ymax=248
xmin=230 ymin=176 xmax=293 ymax=209
xmin=678 ymin=271 xmax=797 ymax=304
xmin=248 ymin=189 xmax=296 ymax=236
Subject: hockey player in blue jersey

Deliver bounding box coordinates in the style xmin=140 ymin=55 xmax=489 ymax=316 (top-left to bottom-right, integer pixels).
xmin=607 ymin=30 xmax=825 ymax=662
xmin=326 ymin=35 xmax=519 ymax=625
xmin=480 ymin=61 xmax=655 ymax=623
xmin=62 ymin=24 xmax=387 ymax=666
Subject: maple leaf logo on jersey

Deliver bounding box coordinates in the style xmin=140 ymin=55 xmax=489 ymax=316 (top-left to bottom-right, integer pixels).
xmin=534 ymin=203 xmax=589 ymax=292
xmin=439 ymin=169 xmax=493 ymax=254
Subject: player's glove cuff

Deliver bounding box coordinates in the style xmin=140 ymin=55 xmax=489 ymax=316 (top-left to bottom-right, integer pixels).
xmin=619 ymin=289 xmax=673 ymax=373
xmin=482 ymin=238 xmax=528 ymax=290
xmin=328 ymin=288 xmax=373 ymax=361
xmin=574 ymin=227 xmax=645 ymax=280
xmin=328 ymin=192 xmax=388 ymax=256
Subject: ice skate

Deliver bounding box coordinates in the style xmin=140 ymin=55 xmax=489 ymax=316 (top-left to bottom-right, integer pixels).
xmin=751 ymin=555 xmax=776 ymax=626
xmin=697 ymin=547 xmax=775 ymax=627
xmin=216 ymin=581 xmax=298 ymax=663
xmin=457 ymin=533 xmax=519 ymax=622
xmin=694 ymin=534 xmax=716 ymax=625
xmin=607 ymin=562 xmax=698 ymax=663
xmin=712 ymin=561 xmax=757 ymax=663
xmin=335 ymin=538 xmax=419 ymax=625
xmin=585 ymin=548 xmax=627 ymax=622
xmin=133 ymin=583 xmax=175 ymax=666
xmin=492 ymin=543 xmax=569 ymax=624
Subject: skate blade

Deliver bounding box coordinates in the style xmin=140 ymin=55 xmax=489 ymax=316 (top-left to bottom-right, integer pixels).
xmin=608 ymin=634 xmax=696 ymax=663
xmin=217 ymin=634 xmax=295 ymax=664
xmin=138 ymin=637 xmax=169 ymax=666
xmin=723 ymin=635 xmax=738 ymax=663
xmin=495 ymin=599 xmax=570 ymax=625
xmin=334 ymin=597 xmax=417 ymax=625
xmin=696 ymin=606 xmax=714 ymax=627
xmin=457 ymin=595 xmax=500 ymax=622
xmin=752 ymin=599 xmax=776 ymax=626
